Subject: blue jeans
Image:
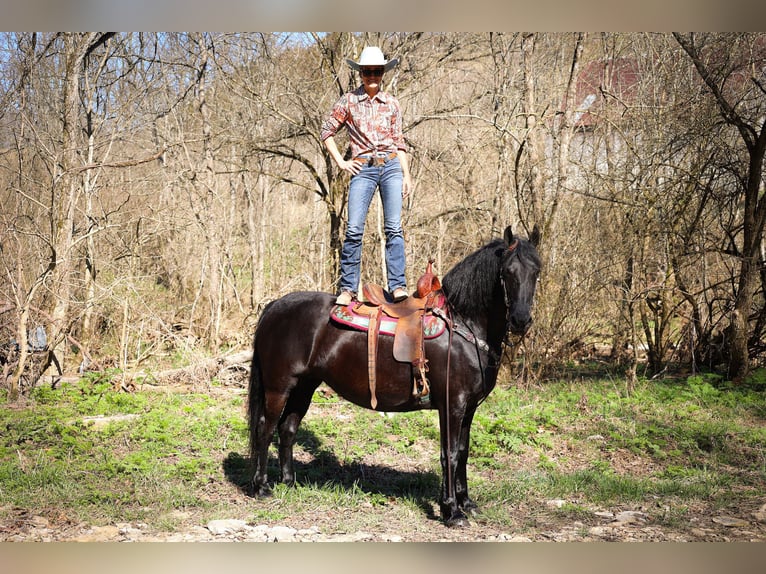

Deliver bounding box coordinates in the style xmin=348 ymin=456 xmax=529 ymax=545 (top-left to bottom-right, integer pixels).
xmin=339 ymin=158 xmax=406 ymax=294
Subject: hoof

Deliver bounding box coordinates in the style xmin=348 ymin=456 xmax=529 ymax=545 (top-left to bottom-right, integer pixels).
xmin=251 ymin=483 xmax=272 ymax=497
xmin=460 ymin=499 xmax=479 ymax=517
xmin=444 ymin=512 xmax=470 ymax=528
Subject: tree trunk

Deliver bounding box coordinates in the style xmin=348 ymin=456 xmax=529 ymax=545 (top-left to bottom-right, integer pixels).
xmin=48 ymin=34 xmax=86 ymax=370
xmin=674 ymin=33 xmax=766 ymax=381
xmin=552 ymin=33 xmax=585 ymax=230
xmin=521 ymin=33 xmax=546 ymax=228
xmin=49 ymin=32 xmax=115 ymax=373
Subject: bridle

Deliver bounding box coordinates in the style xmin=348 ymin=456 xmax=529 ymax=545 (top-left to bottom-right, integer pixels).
xmin=436 ymin=238 xmax=523 ymax=365
xmin=502 ymin=239 xmax=519 ymax=313
xmin=437 ymin=238 xmax=522 ymax=351
xmin=501 ymin=239 xmax=523 ymax=349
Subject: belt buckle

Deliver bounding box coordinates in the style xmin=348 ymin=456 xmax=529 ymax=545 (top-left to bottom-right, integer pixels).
xmin=372 ymin=152 xmax=390 ymax=167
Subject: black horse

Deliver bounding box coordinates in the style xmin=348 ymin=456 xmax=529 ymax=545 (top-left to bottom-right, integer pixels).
xmin=248 ymin=225 xmax=541 ymax=526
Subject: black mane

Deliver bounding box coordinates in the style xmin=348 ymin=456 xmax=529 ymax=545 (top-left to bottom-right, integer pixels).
xmin=441 ymin=235 xmax=540 ymax=319
xmin=441 ymin=238 xmax=507 ymax=318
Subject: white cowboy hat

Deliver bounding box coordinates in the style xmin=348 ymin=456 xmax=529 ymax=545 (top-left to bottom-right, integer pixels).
xmin=346 ymin=46 xmax=399 ymax=72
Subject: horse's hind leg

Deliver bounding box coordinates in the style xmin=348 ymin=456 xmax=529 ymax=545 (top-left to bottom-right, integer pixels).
xmin=277 ymin=379 xmax=320 ymax=486
xmin=252 ymin=387 xmax=292 ymax=497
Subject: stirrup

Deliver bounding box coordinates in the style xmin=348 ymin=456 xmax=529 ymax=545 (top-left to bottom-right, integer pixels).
xmin=413 ymin=360 xmax=430 ymax=399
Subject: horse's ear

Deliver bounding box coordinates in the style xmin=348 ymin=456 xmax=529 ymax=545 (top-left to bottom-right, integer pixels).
xmin=503 ymin=226 xmax=514 ymax=246
xmin=529 ymin=225 xmax=541 ymax=247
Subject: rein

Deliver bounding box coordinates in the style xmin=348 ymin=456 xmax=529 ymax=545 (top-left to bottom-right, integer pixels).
xmin=438 ymin=237 xmax=521 ymax=507
xmin=432 ymin=307 xmax=502 ymax=363
xmin=444 ymin=307 xmax=454 ymax=508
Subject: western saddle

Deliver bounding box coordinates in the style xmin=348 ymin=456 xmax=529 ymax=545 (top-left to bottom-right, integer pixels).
xmin=341 ymin=261 xmax=444 ymax=409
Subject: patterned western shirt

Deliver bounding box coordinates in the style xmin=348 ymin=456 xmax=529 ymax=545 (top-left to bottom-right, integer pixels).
xmin=320 ymin=86 xmax=406 ymax=159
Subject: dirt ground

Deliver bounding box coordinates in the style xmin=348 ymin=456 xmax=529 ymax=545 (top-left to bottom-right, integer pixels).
xmin=4 ymin=444 xmax=765 ymax=542
xmin=3 ymin=496 xmax=765 ymax=542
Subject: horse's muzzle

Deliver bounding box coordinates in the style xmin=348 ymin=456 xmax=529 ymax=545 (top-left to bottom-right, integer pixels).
xmin=509 ymin=315 xmax=532 ymax=336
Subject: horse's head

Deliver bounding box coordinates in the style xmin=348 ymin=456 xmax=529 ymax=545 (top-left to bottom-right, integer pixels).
xmin=500 ymin=225 xmax=541 ymax=336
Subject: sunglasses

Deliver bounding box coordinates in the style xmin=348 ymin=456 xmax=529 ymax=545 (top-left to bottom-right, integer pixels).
xmin=361 ymin=68 xmax=385 ymax=77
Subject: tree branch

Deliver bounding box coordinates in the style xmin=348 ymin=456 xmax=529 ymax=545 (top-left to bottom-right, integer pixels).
xmin=673 ymin=32 xmax=757 ymax=149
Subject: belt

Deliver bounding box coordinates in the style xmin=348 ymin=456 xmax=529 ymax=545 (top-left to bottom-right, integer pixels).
xmin=355 ymin=151 xmax=398 ymax=166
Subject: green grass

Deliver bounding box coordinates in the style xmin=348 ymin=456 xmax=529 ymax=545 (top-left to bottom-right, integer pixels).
xmin=1 ymin=371 xmax=764 ymax=537
xmin=0 ymin=382 xmax=248 ymax=527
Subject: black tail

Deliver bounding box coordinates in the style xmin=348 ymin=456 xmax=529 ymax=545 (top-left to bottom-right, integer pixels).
xmin=247 ymin=334 xmax=264 ymax=470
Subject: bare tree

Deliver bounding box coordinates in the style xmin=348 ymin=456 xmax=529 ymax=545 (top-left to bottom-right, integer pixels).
xmin=675 ymin=33 xmax=766 ymax=381
xmin=2 ymin=32 xmax=764 ymax=390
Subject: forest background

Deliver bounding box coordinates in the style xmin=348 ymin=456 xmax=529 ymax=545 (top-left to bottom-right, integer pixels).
xmin=2 ymin=32 xmax=766 ymax=396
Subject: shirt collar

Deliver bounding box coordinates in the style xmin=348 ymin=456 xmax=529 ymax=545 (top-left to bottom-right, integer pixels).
xmin=353 ymin=85 xmax=387 ymax=103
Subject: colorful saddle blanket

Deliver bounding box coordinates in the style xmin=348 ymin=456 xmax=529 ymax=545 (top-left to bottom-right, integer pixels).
xmin=330 ymin=302 xmax=446 ymax=339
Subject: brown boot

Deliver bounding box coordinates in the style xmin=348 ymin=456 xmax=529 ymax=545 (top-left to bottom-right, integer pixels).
xmin=392 ymin=287 xmax=408 ymax=302
xmin=335 ymin=291 xmax=354 ymax=306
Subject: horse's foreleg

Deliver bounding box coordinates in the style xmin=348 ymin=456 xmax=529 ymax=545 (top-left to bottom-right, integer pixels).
xmin=438 ymin=407 xmax=470 ymax=528
xmin=455 ymin=410 xmax=479 ymax=515
xmin=277 ymin=380 xmax=318 ymax=487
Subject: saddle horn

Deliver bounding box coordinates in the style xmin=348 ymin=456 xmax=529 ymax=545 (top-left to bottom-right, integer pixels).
xmin=416 ymin=259 xmax=441 ymax=298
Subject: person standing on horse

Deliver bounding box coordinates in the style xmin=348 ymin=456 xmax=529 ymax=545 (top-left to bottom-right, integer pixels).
xmin=321 ymin=46 xmax=412 ymax=306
